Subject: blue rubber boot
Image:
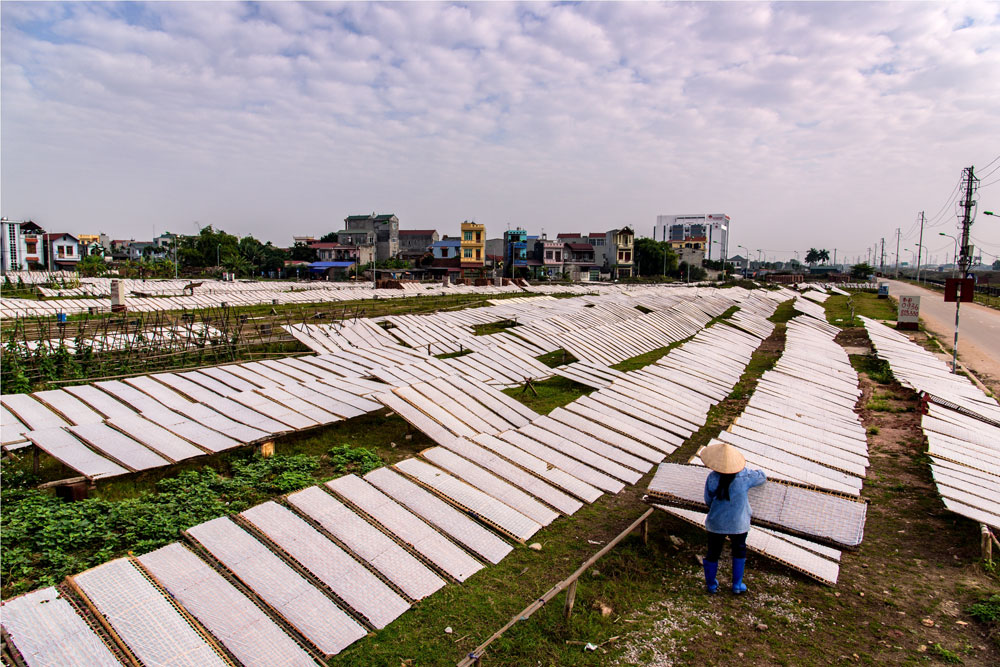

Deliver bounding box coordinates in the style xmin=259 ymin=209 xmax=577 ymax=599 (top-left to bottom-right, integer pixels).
xmin=703 ymin=559 xmax=719 ymax=594
xmin=732 ymin=558 xmax=747 ymax=594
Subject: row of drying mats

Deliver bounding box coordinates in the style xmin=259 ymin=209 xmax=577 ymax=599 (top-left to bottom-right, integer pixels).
xmin=1 ymin=276 xmax=599 ymax=318
xmin=646 ymin=299 xmax=872 ymax=586
xmin=2 ymin=286 xmax=787 ymax=665
xmin=862 ymin=318 xmax=1000 ymax=532
xmin=3 ymin=287 xmax=741 ymax=478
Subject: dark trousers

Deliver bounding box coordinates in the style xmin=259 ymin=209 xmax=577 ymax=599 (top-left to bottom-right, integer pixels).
xmin=704 ymin=532 xmax=748 ymax=562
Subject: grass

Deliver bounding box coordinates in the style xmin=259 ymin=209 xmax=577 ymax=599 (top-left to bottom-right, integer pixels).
xmin=502 ymin=376 xmax=593 ymax=415
xmin=473 ymin=319 xmax=519 ymax=336
xmin=851 ymin=354 xmax=896 ymax=385
xmin=825 ymin=290 xmax=898 ymax=327
xmin=536 ymin=348 xmax=578 ymax=368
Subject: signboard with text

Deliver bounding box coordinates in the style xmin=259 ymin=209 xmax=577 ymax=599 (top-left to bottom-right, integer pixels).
xmin=897 ymin=295 xmax=920 ymax=330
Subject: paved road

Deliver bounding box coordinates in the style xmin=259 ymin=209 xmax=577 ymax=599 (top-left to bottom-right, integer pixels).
xmin=885 ymin=279 xmax=1000 ymax=388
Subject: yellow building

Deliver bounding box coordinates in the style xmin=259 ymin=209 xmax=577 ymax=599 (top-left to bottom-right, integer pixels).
xmin=460 ymin=221 xmax=485 ymax=278
xmin=77 ymin=234 xmax=100 ymax=246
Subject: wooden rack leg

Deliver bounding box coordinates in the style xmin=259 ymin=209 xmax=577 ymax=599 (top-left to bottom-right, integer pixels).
xmin=564 ymin=579 xmax=578 ymax=620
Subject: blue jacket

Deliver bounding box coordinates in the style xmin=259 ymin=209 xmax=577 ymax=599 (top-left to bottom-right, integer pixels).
xmin=703 ymin=468 xmax=767 ymax=534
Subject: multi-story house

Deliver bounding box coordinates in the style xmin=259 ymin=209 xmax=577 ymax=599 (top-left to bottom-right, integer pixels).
xmin=534 ymin=237 xmax=565 ymax=278
xmin=502 ymin=228 xmax=529 ymax=277
xmin=604 ymin=227 xmax=634 ymax=279
xmin=1 ymin=219 xmax=48 ymax=273
xmin=398 ymin=229 xmax=439 ymax=262
xmin=460 ymin=221 xmax=485 ymax=279
xmin=311 ymin=242 xmax=373 ymax=266
xmin=341 ymin=213 xmax=399 ymax=262
xmin=564 ymin=241 xmax=598 ymax=281
xmin=44 ymin=233 xmax=81 ymax=270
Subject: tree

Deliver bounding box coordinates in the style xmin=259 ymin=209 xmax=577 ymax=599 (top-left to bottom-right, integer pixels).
xmin=77 ymin=254 xmax=109 ymax=277
xmin=805 ymin=248 xmax=821 ymax=265
xmin=993 ymin=259 xmax=1000 ymax=270
xmin=818 ymin=249 xmax=830 ymax=264
xmin=289 ymin=242 xmax=318 ymax=262
xmin=850 ymin=262 xmax=875 ymax=279
xmin=634 ymin=238 xmax=677 ymax=277
xmin=319 ymin=231 xmax=339 ymax=243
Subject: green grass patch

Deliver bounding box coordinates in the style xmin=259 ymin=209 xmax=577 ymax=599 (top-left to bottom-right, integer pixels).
xmin=473 ymin=319 xmax=519 ymax=336
xmin=931 ymin=643 xmax=965 ymax=664
xmin=536 ymin=349 xmax=578 ymax=368
xmin=611 ymin=344 xmax=679 ymax=372
xmin=824 ymin=291 xmax=898 ymax=327
xmin=503 ymin=376 xmax=592 ymax=415
xmin=634 ymin=304 xmax=653 ymax=314
xmin=851 ymin=354 xmax=895 ymax=384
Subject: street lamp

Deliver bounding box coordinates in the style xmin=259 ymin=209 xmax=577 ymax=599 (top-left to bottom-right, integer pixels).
xmin=939 ymin=232 xmax=958 ymax=278
xmin=984 ymin=211 xmax=997 ymax=218
xmin=737 ymin=244 xmax=749 ymax=277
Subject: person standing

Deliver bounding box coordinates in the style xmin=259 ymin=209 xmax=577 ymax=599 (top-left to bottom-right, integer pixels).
xmin=699 ymin=442 xmax=767 ymax=594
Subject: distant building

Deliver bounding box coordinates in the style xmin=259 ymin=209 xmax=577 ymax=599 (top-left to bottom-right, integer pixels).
xmin=502 ymin=228 xmax=529 ymax=277
xmin=43 ymin=233 xmax=81 ymax=269
xmin=431 ymin=238 xmax=461 ymax=259
xmin=655 ymin=213 xmax=730 ymax=262
xmin=1 ymin=219 xmax=47 ymax=273
xmin=292 ymin=235 xmax=316 ymax=246
xmin=340 ymin=213 xmax=399 ymax=262
xmin=601 ymin=227 xmax=634 ymax=279
xmin=127 ymin=241 xmax=166 ymax=261
xmin=398 ymin=229 xmax=439 ymax=262
xmin=534 ymin=237 xmax=565 ymax=278
xmin=484 ymin=237 xmax=505 ymax=259
xmin=564 ymin=242 xmax=599 ymax=281
xmin=310 ymin=242 xmax=373 ymax=266
xmin=460 ymin=221 xmax=485 ymax=278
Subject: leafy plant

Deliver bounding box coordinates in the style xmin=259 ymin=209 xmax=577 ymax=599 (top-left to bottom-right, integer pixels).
xmin=967 ymin=594 xmax=1000 ymax=623
xmin=930 ymin=643 xmax=964 ymax=664
xmin=328 ymin=444 xmax=383 ymax=476
xmin=1 ymin=453 xmax=321 ymax=598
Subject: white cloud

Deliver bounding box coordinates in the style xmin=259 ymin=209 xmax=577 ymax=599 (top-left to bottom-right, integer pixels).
xmin=1 ymin=1 xmax=998 ymax=261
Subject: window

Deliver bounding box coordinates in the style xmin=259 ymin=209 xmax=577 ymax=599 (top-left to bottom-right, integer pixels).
xmin=25 ymin=240 xmax=36 ymax=254
xmin=625 ymin=251 xmax=631 ymax=262
xmin=57 ymin=245 xmax=66 ymax=258
xmin=475 ymin=249 xmax=481 ymax=259
xmin=464 ymin=248 xmax=472 ymax=258
xmin=441 ymin=248 xmax=449 ymax=258
xmin=475 ymin=232 xmax=481 ymax=242
xmin=545 ymin=250 xmax=553 ymax=260
xmin=555 ymin=251 xmax=561 ymax=261
xmin=464 ymin=231 xmax=473 ymax=241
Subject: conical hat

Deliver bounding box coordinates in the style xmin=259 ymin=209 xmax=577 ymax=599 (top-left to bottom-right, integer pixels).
xmin=699 ymin=442 xmax=746 ymax=474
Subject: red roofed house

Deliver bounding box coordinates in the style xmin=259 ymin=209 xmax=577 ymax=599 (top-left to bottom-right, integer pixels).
xmin=43 ymin=233 xmax=80 ymax=269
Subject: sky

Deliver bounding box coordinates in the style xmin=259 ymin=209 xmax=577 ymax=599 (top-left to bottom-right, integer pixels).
xmin=2 ymin=1 xmax=1000 ymax=265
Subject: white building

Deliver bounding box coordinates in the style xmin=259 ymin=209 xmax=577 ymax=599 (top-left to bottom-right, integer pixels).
xmin=654 ymin=213 xmax=730 ymax=262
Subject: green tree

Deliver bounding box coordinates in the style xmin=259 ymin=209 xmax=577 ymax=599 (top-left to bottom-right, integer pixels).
xmin=850 ymin=262 xmax=875 ymax=279
xmin=818 ymin=249 xmax=830 ymax=264
xmin=319 ymin=231 xmax=339 ymax=242
xmin=77 ymin=254 xmax=109 ymax=277
xmin=805 ymin=248 xmax=821 ymax=265
xmin=634 ymin=238 xmax=677 ymax=277
xmin=289 ymin=242 xmax=318 ymax=262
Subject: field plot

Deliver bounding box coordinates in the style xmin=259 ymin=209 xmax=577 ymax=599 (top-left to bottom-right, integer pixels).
xmin=4 ymin=283 xmax=996 ymax=666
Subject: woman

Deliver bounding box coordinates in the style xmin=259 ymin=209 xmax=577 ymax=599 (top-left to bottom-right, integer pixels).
xmin=700 ymin=441 xmax=766 ymax=595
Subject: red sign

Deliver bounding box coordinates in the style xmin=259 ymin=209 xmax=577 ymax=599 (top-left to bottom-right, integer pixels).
xmin=944 ymin=278 xmax=974 ymax=303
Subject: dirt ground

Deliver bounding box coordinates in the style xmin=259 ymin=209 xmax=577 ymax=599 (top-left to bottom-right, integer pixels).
xmin=606 ymin=329 xmax=999 ymax=666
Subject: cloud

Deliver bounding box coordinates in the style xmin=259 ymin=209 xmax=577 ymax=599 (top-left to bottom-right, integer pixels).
xmin=1 ymin=1 xmax=998 ymax=260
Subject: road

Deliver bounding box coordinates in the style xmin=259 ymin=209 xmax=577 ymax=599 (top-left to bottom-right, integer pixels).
xmin=885 ymin=279 xmax=1000 ymax=390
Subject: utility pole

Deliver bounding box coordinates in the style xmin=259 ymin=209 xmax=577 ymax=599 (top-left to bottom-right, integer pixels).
xmin=952 ymin=166 xmax=978 ymax=373
xmin=894 ymin=228 xmax=901 ymax=278
xmin=915 ymin=211 xmax=925 ymax=282
xmin=879 ymin=238 xmax=885 ymax=272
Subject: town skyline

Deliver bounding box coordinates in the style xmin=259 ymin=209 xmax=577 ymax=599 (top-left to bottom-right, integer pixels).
xmin=2 ymin=2 xmax=999 ymax=263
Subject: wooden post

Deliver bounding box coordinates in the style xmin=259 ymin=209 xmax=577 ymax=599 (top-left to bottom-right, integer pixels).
xmin=521 ymin=378 xmax=538 ymax=396
xmin=564 ymin=579 xmax=578 ymax=620
xmin=258 ymin=441 xmax=275 ymax=458
xmin=642 ymin=518 xmax=649 ymax=545
xmin=982 ymin=524 xmax=994 ymax=564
